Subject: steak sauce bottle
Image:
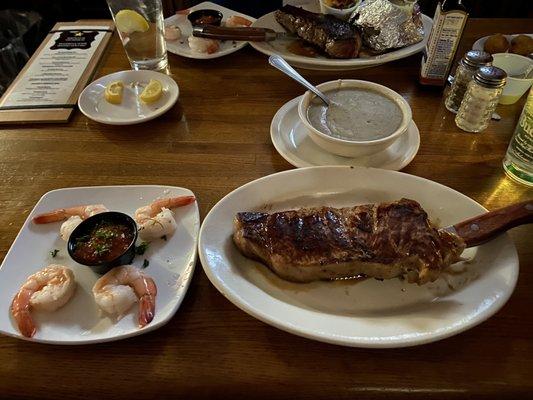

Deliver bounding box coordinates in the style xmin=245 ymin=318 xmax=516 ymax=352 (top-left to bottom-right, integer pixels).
xmin=420 ymin=0 xmax=468 ymax=86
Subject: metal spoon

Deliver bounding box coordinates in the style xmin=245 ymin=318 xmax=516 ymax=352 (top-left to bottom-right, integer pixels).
xmin=268 ymin=55 xmax=330 ymax=106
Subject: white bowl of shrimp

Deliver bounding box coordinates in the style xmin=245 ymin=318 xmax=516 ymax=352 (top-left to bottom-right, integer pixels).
xmin=0 ymin=185 xmax=200 ymax=343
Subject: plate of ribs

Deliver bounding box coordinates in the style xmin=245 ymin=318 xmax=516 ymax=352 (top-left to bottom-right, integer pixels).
xmin=249 ymin=4 xmax=432 ymax=70
xmin=198 ymin=166 xmax=526 ymax=348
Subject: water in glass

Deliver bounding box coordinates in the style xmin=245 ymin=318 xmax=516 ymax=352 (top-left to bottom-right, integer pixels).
xmin=106 ymin=0 xmax=168 ymax=71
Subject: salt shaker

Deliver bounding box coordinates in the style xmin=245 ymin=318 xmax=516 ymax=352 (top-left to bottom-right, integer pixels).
xmin=445 ymin=50 xmax=493 ymax=113
xmin=455 ymin=66 xmax=507 ymax=133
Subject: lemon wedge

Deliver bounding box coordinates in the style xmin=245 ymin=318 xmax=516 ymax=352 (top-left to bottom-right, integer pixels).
xmin=104 ymin=81 xmax=124 ymax=104
xmin=139 ymin=79 xmax=163 ymax=103
xmin=114 ymin=9 xmax=149 ymax=34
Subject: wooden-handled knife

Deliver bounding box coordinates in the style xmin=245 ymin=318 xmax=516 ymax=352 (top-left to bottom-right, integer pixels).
xmin=192 ymin=26 xmax=293 ymax=42
xmin=442 ymin=200 xmax=533 ymax=247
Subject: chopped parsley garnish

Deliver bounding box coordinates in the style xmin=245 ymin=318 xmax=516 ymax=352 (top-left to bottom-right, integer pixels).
xmin=135 ymin=242 xmax=150 ymax=255
xmin=142 ymin=259 xmax=149 ymax=268
xmin=94 ymin=227 xmax=117 ymax=240
xmin=93 ymin=242 xmax=112 ymax=256
xmin=50 ymin=249 xmax=59 ymax=258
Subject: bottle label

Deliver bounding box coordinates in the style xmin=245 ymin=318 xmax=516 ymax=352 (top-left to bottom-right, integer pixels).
xmin=420 ymin=3 xmax=467 ymax=85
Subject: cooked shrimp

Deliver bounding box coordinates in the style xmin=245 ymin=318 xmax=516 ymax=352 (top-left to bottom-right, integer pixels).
xmin=92 ymin=265 xmax=157 ymax=328
xmin=33 ymin=204 xmax=108 ymax=241
xmin=188 ymin=36 xmax=220 ymax=54
xmin=11 ymin=265 xmax=76 ymax=338
xmin=225 ymin=15 xmax=252 ymax=28
xmin=134 ymin=196 xmax=195 ymax=240
xmin=59 ymin=216 xmax=83 ymax=241
xmin=164 ymin=25 xmax=181 ymax=41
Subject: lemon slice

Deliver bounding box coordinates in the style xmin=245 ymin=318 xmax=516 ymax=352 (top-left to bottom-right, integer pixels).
xmin=139 ymin=79 xmax=163 ymax=103
xmin=115 ymin=10 xmax=149 ymax=34
xmin=104 ymin=81 xmax=124 ymax=104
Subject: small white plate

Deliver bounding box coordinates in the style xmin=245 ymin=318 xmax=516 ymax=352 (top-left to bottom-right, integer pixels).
xmin=165 ymin=1 xmax=256 ymax=59
xmin=250 ymin=3 xmax=432 ymax=70
xmin=0 ymin=185 xmax=199 ymax=344
xmin=78 ymin=70 xmax=179 ymax=125
xmin=271 ymin=96 xmax=420 ymax=170
xmin=472 ymin=33 xmax=533 ymax=52
xmin=198 ymin=166 xmax=519 ymax=348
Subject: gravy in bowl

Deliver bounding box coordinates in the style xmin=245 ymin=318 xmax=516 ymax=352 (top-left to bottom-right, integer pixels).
xmin=306 ymin=88 xmax=403 ymax=142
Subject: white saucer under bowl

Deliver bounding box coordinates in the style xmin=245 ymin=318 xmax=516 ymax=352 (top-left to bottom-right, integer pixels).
xmin=271 ymin=96 xmax=420 ymax=170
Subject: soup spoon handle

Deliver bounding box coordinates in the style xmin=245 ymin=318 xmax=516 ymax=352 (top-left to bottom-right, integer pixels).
xmin=268 ymin=55 xmax=330 ymax=106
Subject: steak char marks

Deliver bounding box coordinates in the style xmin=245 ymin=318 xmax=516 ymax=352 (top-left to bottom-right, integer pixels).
xmin=275 ymin=5 xmax=362 ymax=59
xmin=233 ymin=199 xmax=465 ymax=284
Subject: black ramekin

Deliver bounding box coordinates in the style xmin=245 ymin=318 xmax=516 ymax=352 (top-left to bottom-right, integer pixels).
xmin=67 ymin=211 xmax=138 ymax=274
xmin=187 ymin=9 xmax=223 ymax=27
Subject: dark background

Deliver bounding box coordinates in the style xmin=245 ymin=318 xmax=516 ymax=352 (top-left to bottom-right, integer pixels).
xmin=1 ymin=0 xmax=532 ymax=31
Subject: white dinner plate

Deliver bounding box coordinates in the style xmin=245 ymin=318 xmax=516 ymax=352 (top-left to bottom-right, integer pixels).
xmin=0 ymin=185 xmax=199 ymax=344
xmin=198 ymin=166 xmax=519 ymax=348
xmin=472 ymin=33 xmax=533 ymax=52
xmin=78 ymin=70 xmax=179 ymax=125
xmin=270 ymin=96 xmax=420 ymax=170
xmin=250 ymin=4 xmax=432 ymax=70
xmin=165 ymin=1 xmax=256 ymax=59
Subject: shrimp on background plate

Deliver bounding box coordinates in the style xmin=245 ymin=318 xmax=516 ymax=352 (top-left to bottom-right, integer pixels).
xmin=225 ymin=15 xmax=252 ymax=28
xmin=11 ymin=265 xmax=76 ymax=338
xmin=33 ymin=204 xmax=108 ymax=241
xmin=134 ymin=196 xmax=195 ymax=240
xmin=92 ymin=265 xmax=157 ymax=328
xmin=188 ymin=36 xmax=220 ymax=54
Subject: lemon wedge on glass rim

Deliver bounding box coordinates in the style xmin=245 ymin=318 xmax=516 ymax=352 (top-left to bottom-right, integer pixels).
xmin=139 ymin=79 xmax=163 ymax=103
xmin=104 ymin=81 xmax=124 ymax=104
xmin=114 ymin=9 xmax=149 ymax=34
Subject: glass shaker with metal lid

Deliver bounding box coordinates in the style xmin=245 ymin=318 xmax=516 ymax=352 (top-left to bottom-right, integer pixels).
xmin=455 ymin=66 xmax=507 ymax=133
xmin=445 ymin=50 xmax=493 ymax=112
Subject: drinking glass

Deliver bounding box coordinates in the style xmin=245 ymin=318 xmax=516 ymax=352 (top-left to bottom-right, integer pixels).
xmin=503 ymin=88 xmax=533 ymax=186
xmin=106 ymin=0 xmax=168 ymax=71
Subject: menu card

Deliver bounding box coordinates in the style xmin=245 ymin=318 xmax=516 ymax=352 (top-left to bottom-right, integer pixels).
xmin=0 ymin=20 xmax=114 ymax=124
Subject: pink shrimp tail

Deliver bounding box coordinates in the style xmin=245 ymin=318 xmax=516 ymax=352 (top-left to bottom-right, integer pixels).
xmin=149 ymin=196 xmax=196 ymax=216
xmin=170 ymin=195 xmax=196 ymax=207
xmin=32 ymin=209 xmax=67 ymax=224
xmin=138 ymin=295 xmax=156 ymax=328
xmin=15 ymin=311 xmax=36 ymax=338
xmin=207 ymin=43 xmax=219 ymax=54
xmin=11 ymin=294 xmax=36 ymax=338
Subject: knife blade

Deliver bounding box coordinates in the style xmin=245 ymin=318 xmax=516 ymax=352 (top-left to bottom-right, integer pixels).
xmin=192 ymin=25 xmax=293 ymax=42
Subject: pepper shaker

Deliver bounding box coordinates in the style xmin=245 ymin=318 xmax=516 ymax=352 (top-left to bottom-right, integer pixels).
xmin=455 ymin=66 xmax=507 ymax=133
xmin=445 ymin=50 xmax=493 ymax=113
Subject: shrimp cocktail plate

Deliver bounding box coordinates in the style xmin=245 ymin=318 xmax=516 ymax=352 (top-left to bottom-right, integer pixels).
xmin=0 ymin=185 xmax=199 ymax=344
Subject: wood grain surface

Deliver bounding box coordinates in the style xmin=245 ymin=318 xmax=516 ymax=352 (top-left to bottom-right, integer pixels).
xmin=0 ymin=18 xmax=532 ymax=400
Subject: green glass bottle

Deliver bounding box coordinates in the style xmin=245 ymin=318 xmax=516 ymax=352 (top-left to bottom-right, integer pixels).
xmin=503 ymin=88 xmax=533 ymax=186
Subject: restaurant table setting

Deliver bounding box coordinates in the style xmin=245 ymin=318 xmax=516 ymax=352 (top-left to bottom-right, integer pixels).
xmin=0 ymin=0 xmax=532 ymax=398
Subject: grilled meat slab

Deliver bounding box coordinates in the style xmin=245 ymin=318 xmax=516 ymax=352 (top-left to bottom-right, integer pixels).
xmin=233 ymin=199 xmax=465 ymax=284
xmin=275 ymin=5 xmax=362 ymax=59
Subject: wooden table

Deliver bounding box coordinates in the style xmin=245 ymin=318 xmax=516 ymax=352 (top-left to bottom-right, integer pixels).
xmin=0 ymin=18 xmax=532 ymax=399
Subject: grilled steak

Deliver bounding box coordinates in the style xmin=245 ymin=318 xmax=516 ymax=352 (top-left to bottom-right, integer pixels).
xmin=233 ymin=199 xmax=465 ymax=284
xmin=275 ymin=5 xmax=362 ymax=59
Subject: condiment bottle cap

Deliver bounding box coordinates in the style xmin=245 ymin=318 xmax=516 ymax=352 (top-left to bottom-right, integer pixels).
xmin=462 ymin=50 xmax=493 ymax=68
xmin=474 ymin=66 xmax=507 ymax=88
